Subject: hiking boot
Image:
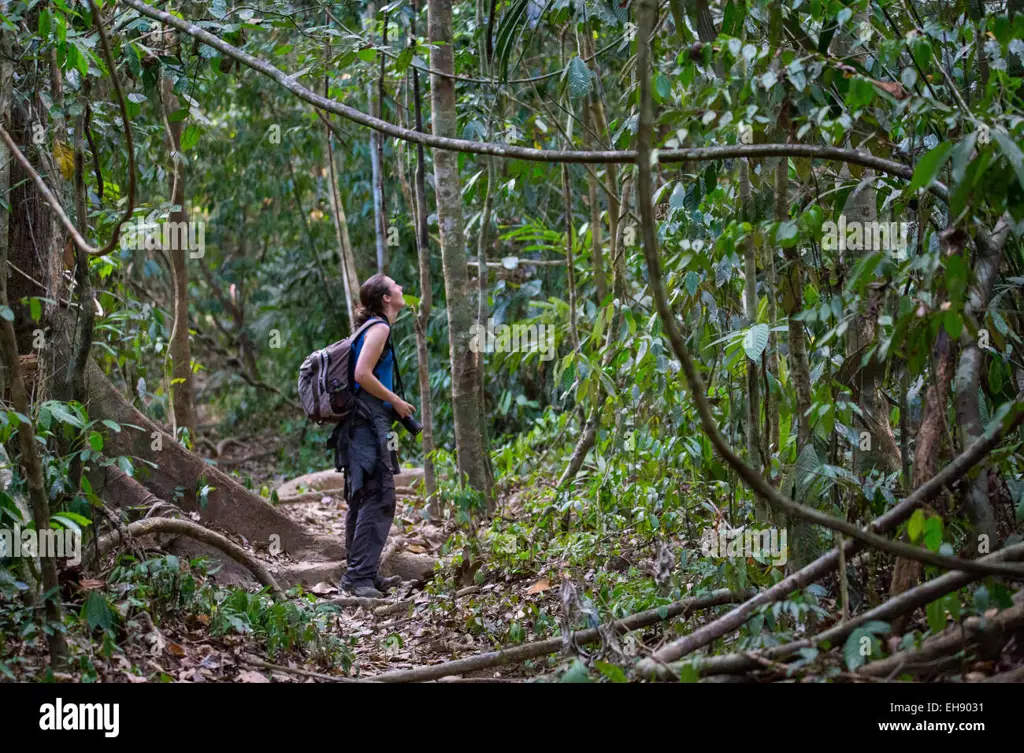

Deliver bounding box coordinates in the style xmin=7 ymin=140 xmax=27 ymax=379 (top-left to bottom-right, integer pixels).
xmin=374 ymin=574 xmax=403 ymax=593
xmin=341 ymin=582 xmax=384 ymax=599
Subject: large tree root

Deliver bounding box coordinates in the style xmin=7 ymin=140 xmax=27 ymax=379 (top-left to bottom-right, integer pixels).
xmin=85 ymin=360 xmax=342 ymax=561
xmin=96 ymin=517 xmax=287 ymax=602
xmin=369 ymin=588 xmax=750 ymax=683
xmin=856 ymin=601 xmax=1024 ymax=679
xmin=657 ymin=541 xmax=1024 ymax=679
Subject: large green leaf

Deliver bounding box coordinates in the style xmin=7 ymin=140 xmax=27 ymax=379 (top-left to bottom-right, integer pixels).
xmin=908 ymin=140 xmax=953 ymax=193
xmin=494 ymin=0 xmax=531 ymax=82
xmin=82 ymin=591 xmax=116 ymax=632
xmin=992 ymin=129 xmax=1024 ymax=192
xmin=567 ymin=56 xmax=594 ymax=101
xmin=742 ymin=324 xmax=770 ymax=362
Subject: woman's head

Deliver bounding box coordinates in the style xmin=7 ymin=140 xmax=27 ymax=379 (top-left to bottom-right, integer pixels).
xmin=354 ymin=273 xmax=406 ymax=327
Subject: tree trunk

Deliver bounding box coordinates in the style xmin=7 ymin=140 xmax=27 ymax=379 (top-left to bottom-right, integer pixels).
xmin=0 ymin=106 xmax=68 ymax=664
xmin=427 ymin=0 xmax=488 ymax=497
xmin=160 ymin=75 xmax=197 ymax=449
xmin=409 ymin=12 xmax=437 ymax=508
xmin=955 ymin=219 xmax=1011 ymax=554
xmin=325 ymin=125 xmax=357 ymax=328
xmin=740 ymin=158 xmax=766 ymax=521
xmin=889 ymin=227 xmax=965 ymax=631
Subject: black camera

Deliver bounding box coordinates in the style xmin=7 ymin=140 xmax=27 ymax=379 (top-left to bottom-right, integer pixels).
xmin=391 ymin=408 xmax=422 ymax=437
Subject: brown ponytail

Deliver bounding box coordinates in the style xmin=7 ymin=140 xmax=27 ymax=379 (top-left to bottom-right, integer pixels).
xmin=353 ymin=273 xmax=393 ymax=329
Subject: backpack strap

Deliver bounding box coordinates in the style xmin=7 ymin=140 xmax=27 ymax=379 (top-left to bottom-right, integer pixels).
xmin=351 ymin=317 xmax=392 ymax=386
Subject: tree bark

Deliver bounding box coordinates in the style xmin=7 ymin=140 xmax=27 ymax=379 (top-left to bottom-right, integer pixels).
xmin=84 ymin=360 xmax=343 ymax=562
xmin=954 ymin=218 xmax=1011 ymax=554
xmin=0 ymin=186 xmax=68 ymax=670
xmin=427 ymin=0 xmax=488 ymax=497
xmin=889 ymin=227 xmax=964 ymax=631
xmin=408 ymin=16 xmax=437 ymax=508
xmin=160 ymin=74 xmax=198 ymax=449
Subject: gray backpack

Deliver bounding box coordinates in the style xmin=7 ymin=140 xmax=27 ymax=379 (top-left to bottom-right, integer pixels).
xmin=297 ymin=319 xmax=384 ymax=424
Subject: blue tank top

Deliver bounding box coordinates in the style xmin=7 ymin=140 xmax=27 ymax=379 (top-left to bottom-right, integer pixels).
xmin=351 ymin=318 xmax=393 ymax=409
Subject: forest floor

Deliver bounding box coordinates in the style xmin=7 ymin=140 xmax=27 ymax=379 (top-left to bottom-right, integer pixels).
xmin=1 ymin=435 xmax=586 ymax=683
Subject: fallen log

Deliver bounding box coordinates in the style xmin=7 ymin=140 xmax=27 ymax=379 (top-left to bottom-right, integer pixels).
xmin=369 ymin=587 xmax=751 ymax=683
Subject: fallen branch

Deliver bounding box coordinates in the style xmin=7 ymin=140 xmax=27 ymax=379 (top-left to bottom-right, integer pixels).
xmin=239 ymin=655 xmax=370 ymax=683
xmin=658 ymin=541 xmax=1024 ymax=678
xmin=368 ymin=588 xmax=749 ymax=683
xmin=857 ymin=601 xmax=1024 ymax=678
xmin=97 ymin=517 xmax=286 ymax=602
xmin=636 ymin=400 xmax=1024 ymax=677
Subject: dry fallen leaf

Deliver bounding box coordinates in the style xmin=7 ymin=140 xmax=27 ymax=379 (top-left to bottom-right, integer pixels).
xmin=526 ymin=578 xmax=551 ymax=594
xmin=309 ymin=581 xmax=339 ymax=596
xmin=79 ymin=578 xmax=105 ymax=590
xmin=237 ymin=670 xmax=270 ymax=683
xmin=872 ymin=79 xmax=910 ymax=100
xmin=166 ymin=642 xmax=186 ymax=658
xmin=406 ymin=544 xmax=427 ymax=554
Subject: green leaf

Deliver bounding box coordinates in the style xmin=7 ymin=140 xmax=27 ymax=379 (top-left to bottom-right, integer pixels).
xmin=776 ymin=220 xmax=799 ymax=247
xmin=908 ymin=141 xmax=953 ymax=193
xmin=0 ymin=305 xmax=13 ymax=321
xmin=57 ymin=511 xmax=92 ymax=527
xmin=559 ymin=658 xmax=593 ymax=683
xmin=180 ymin=125 xmax=201 ymax=151
xmin=82 ymin=591 xmax=116 ymax=632
xmin=88 ymin=431 xmax=103 ymax=452
xmin=47 ymin=402 xmax=84 ymax=428
xmin=677 ymin=662 xmax=700 ymax=683
xmin=843 ymin=629 xmax=871 ymax=671
xmin=30 ymin=297 xmax=41 ymax=322
xmin=912 ymin=37 xmax=933 ymax=70
xmin=992 ymin=129 xmax=1024 ymax=192
xmin=946 ymin=254 xmax=967 ymax=305
xmin=942 ymin=309 xmax=962 ymax=339
xmin=654 ymin=72 xmax=671 ymax=101
xmin=594 ymin=660 xmax=628 ymax=683
xmin=567 ymin=56 xmax=595 ymax=101
xmin=742 ymin=324 xmax=770 ymax=361
xmin=908 ymin=508 xmax=926 ymax=543
xmin=684 ymin=271 xmax=699 ymax=297
xmin=357 ymin=48 xmax=377 ymax=63
xmin=102 ymin=419 xmax=122 ymax=433
xmin=923 ymin=516 xmax=943 ymax=552
xmin=926 ymin=598 xmax=946 ymax=633
xmin=494 ymin=0 xmax=531 ymax=81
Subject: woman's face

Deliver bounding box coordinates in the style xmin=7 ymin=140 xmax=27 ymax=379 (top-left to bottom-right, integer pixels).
xmin=384 ymin=277 xmax=406 ymax=311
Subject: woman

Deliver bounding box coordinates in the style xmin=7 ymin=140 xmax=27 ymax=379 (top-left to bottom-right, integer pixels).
xmin=331 ymin=273 xmax=416 ymax=598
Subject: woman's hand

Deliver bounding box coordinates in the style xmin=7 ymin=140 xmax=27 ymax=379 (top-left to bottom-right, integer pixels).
xmin=392 ymin=398 xmax=416 ymax=419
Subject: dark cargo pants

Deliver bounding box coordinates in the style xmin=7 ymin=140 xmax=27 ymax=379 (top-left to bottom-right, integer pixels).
xmin=341 ymin=464 xmax=396 ymax=589
xmin=337 ymin=391 xmax=399 ymax=590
